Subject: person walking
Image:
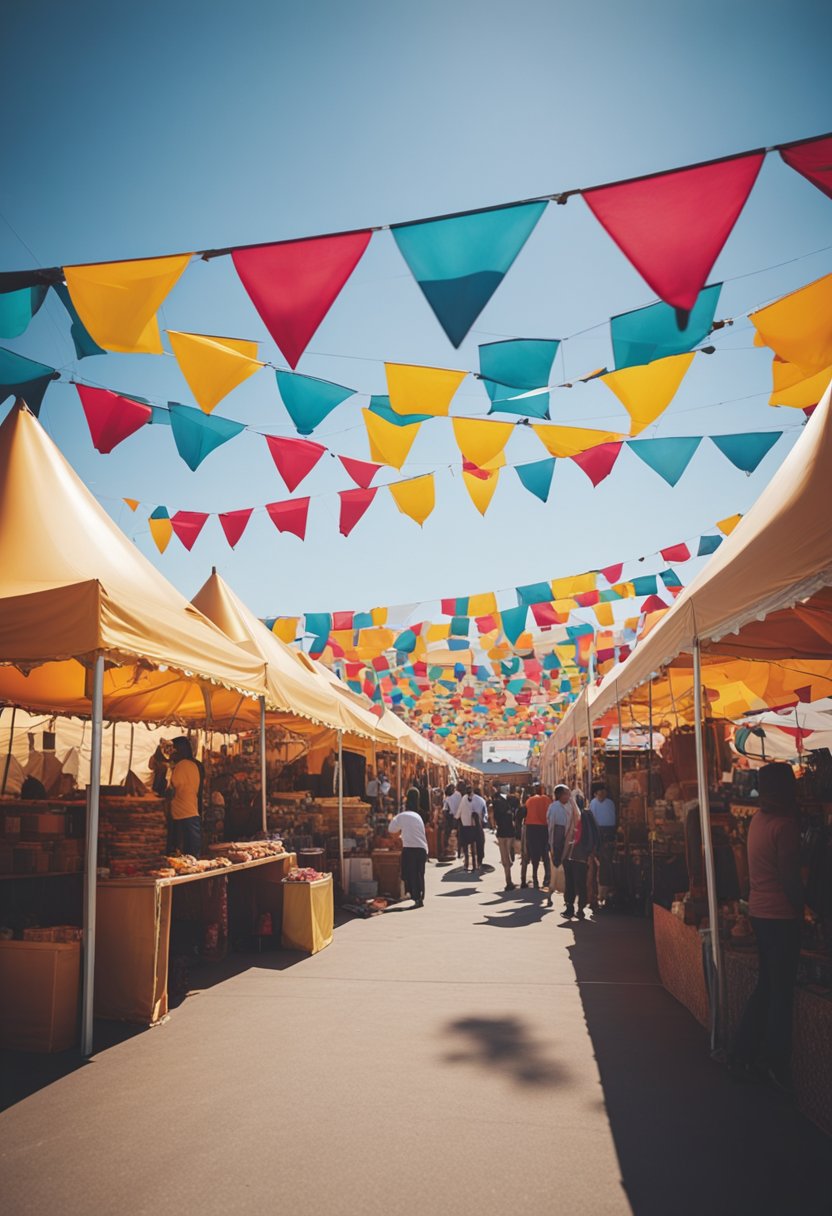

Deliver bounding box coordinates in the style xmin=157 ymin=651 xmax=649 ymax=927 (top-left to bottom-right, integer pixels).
xmin=548 ymin=785 xmax=572 ymax=897
xmin=471 ymin=783 xmax=488 ymax=869
xmin=492 ymin=784 xmax=517 ymax=890
xmin=730 ymin=763 xmax=804 ymax=1088
xmin=389 ymin=786 xmax=429 ymax=907
xmin=523 ymin=784 xmax=551 ymax=891
xmin=442 ymin=782 xmax=461 ymax=857
xmin=590 ymin=783 xmax=617 ymax=909
xmin=455 ymin=784 xmax=486 ymax=872
xmin=561 ymin=787 xmax=600 ymax=919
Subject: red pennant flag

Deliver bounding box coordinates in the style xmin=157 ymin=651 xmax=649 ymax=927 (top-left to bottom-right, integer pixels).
xmin=76 ymin=384 xmax=152 ymax=454
xmin=641 ymin=594 xmax=668 ymax=614
xmin=475 ymin=613 xmax=498 ymax=633
xmin=600 ymin=563 xmax=623 ymax=584
xmin=232 ymin=230 xmax=372 ymax=368
xmin=332 ymin=611 xmax=354 ymax=631
xmin=339 ymin=454 xmax=382 ymax=488
xmin=265 ymin=498 xmax=310 ymax=541
xmin=413 ymin=662 xmax=427 ymax=678
xmin=618 ymin=645 xmax=631 ymax=661
xmin=345 ymin=661 xmax=363 ymax=678
xmin=794 ymin=685 xmax=813 ymax=704
xmin=780 ymin=135 xmax=832 ymax=202
xmin=265 ymin=434 xmax=326 ymax=492
xmin=171 ymin=510 xmax=209 ymax=551
xmin=574 ymin=590 xmax=600 ymax=608
xmin=372 ymin=655 xmax=390 ymax=672
xmin=219 ymin=507 xmax=254 ymax=548
xmin=660 ymin=542 xmax=691 ymax=563
xmin=583 ymin=153 xmax=764 ymax=311
xmin=339 ymin=486 xmax=377 ymax=536
xmin=531 ymin=602 xmax=565 ymax=626
xmin=462 ymin=459 xmax=493 ymax=481
xmin=571 ymin=441 xmax=623 ymax=487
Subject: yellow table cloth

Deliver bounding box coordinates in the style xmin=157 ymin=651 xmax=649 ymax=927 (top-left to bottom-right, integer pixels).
xmin=281 ymin=874 xmax=334 ymax=954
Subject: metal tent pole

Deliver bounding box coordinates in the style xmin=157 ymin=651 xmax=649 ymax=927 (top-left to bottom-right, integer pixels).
xmin=397 ymin=746 xmax=402 ymax=808
xmin=617 ymin=697 xmax=623 ymax=806
xmin=81 ymin=654 xmax=105 ymax=1059
xmin=1 ymin=705 xmax=17 ymax=795
xmin=337 ymin=729 xmax=345 ymax=878
xmin=126 ymin=723 xmax=135 ymax=780
xmin=647 ymin=679 xmax=654 ymax=806
xmin=693 ymin=639 xmax=724 ymax=1054
xmin=259 ymin=696 xmax=268 ymax=834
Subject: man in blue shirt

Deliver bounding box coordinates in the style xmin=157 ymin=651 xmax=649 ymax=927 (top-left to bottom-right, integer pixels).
xmin=590 ymin=784 xmax=617 ymax=908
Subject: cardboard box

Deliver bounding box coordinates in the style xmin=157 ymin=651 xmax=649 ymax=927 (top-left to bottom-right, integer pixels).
xmin=0 ymin=940 xmax=80 ymax=1052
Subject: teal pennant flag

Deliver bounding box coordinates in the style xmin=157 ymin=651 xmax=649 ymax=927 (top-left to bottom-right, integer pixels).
xmin=368 ymin=394 xmax=432 ymax=426
xmin=697 ymin=535 xmax=723 ymax=556
xmin=169 ymin=403 xmax=245 ymax=470
xmin=480 ymin=338 xmax=558 ymax=418
xmin=514 ymin=457 xmax=555 ymax=502
xmin=485 ymin=384 xmax=550 ymax=419
xmin=610 ymin=283 xmax=722 ymax=369
xmin=54 ymin=284 xmax=106 ymax=358
xmin=516 ymin=581 xmax=554 ymax=606
xmin=710 ymin=431 xmax=781 ymax=473
xmin=392 ymin=201 xmax=547 ymax=347
xmin=304 ymin=612 xmax=332 ymax=638
xmin=0 ymin=285 xmax=48 ymax=339
xmin=0 ymin=347 xmax=57 ymax=416
xmin=500 ymin=605 xmax=528 ymax=645
xmin=275 ymin=370 xmax=354 ymax=434
xmin=631 ymin=575 xmax=658 ymax=597
xmin=394 ymin=629 xmax=418 ymax=653
xmin=628 ymin=436 xmax=702 ymax=486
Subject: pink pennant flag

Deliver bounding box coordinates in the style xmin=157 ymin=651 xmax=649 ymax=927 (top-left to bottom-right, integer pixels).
xmin=531 ymin=602 xmax=565 ymax=627
xmin=780 ymin=135 xmax=832 ymax=202
xmin=339 ymin=454 xmax=382 ymax=488
xmin=641 ymin=594 xmax=668 ymax=614
xmin=574 ymin=590 xmax=600 ymax=607
xmin=660 ymin=542 xmax=691 ymax=563
xmin=600 ymin=563 xmax=623 ymax=585
xmin=232 ymin=230 xmax=372 ymax=368
xmin=265 ymin=434 xmax=326 ymax=492
xmin=171 ymin=510 xmax=209 ymax=551
xmin=339 ymin=486 xmax=378 ymax=536
xmin=266 ymin=498 xmax=310 ymax=541
xmin=332 ymin=611 xmax=354 ymax=631
xmin=219 ymin=507 xmax=254 ymax=548
xmin=571 ymin=441 xmax=623 ymax=487
xmin=583 ymin=153 xmax=764 ymax=311
xmin=76 ymin=384 xmax=152 ymax=454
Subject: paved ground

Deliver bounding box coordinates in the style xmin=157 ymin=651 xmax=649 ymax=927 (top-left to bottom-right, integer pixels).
xmin=2 ymin=838 xmax=830 ymax=1216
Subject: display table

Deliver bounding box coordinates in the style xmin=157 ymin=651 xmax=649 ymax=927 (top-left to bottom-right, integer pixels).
xmin=0 ymin=939 xmax=80 ymax=1052
xmin=94 ymin=852 xmax=296 ymax=1025
xmin=280 ymin=874 xmax=334 ymax=954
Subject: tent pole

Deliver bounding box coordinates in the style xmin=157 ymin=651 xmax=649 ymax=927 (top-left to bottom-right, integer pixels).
xmin=397 ymin=745 xmax=402 ymax=808
xmin=693 ymin=638 xmax=724 ymax=1055
xmin=127 ymin=723 xmax=134 ymax=780
xmin=108 ymin=721 xmax=117 ymax=785
xmin=259 ymin=696 xmax=268 ymax=834
xmin=647 ymin=680 xmax=654 ymax=806
xmin=1 ymin=705 xmax=17 ymax=795
xmin=585 ymin=694 xmax=593 ymax=803
xmin=617 ymin=697 xmax=623 ymax=806
xmin=82 ymin=653 xmax=105 ymax=1059
xmin=337 ymin=729 xmax=344 ymax=881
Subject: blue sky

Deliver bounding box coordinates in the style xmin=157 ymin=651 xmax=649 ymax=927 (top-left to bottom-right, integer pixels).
xmin=2 ymin=0 xmax=831 ymax=631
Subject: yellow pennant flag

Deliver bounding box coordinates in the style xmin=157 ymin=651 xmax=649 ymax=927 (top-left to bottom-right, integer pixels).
xmin=593 ymin=602 xmax=614 ymax=627
xmin=452 ymin=417 xmax=514 ymax=467
xmin=167 ymin=331 xmax=263 ymax=413
xmin=63 ymin=254 xmax=191 ymax=354
xmin=750 ymin=273 xmax=832 ymax=373
xmin=468 ymin=591 xmax=498 ymax=616
xmin=514 ymin=631 xmax=534 ymax=651
xmin=363 ymin=408 xmax=422 ymax=469
xmin=388 ymin=474 xmax=436 ymax=526
xmin=272 ymin=618 xmax=299 ymax=643
xmin=601 ymin=352 xmax=695 ymax=435
xmin=426 ymin=623 xmax=451 ymax=643
xmin=462 ymin=468 xmax=499 ymax=515
xmin=717 ymin=513 xmax=742 ymax=535
xmin=769 ymin=358 xmax=832 ymax=408
xmin=551 ymin=571 xmax=597 ymax=598
xmin=385 ymin=363 xmax=466 ymax=416
xmin=532 ymin=424 xmax=621 ymax=458
xmin=123 ymin=498 xmax=140 ymax=512
xmin=148 ymin=515 xmax=173 ymax=554
xmin=371 ymin=607 xmax=388 ymax=626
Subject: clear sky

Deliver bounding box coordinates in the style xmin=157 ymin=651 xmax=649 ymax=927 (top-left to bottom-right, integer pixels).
xmin=2 ymin=0 xmax=831 ymax=631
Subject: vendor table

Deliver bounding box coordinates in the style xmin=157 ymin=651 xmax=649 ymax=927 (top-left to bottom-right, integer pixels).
xmin=94 ymin=852 xmax=296 ymax=1025
xmin=280 ymin=874 xmax=334 ymax=955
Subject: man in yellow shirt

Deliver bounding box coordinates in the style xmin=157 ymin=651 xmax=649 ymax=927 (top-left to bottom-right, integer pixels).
xmin=167 ymin=736 xmax=203 ymax=856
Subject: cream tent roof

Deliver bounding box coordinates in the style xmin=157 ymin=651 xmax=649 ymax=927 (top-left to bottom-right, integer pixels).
xmin=0 ymin=401 xmax=266 ymax=726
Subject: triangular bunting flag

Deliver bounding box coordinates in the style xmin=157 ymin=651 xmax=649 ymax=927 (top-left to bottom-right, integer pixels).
xmin=462 ymin=468 xmax=499 ymax=515
xmin=168 ymin=403 xmax=246 ymax=470
xmin=660 ymin=543 xmax=691 ymax=563
xmin=514 ymin=457 xmax=555 ymax=502
xmin=485 ymin=385 xmax=551 ymax=420
xmin=232 ymin=230 xmax=372 ymax=368
xmin=123 ymin=498 xmax=140 ymax=512
xmin=717 ymin=513 xmax=742 ymax=535
xmin=53 ymin=284 xmax=105 ymax=359
xmin=171 ymin=510 xmax=209 ymax=551
xmin=601 ymin=352 xmax=695 ymax=434
xmin=368 ymin=394 xmax=431 ymax=426
xmin=500 ymin=605 xmax=528 ymax=646
xmin=219 ymin=507 xmax=254 ymax=549
xmin=0 ymin=349 xmax=58 ymax=416
xmin=63 ymin=254 xmax=190 ymax=354
xmin=363 ymin=408 xmax=422 ymax=469
xmin=780 ymin=134 xmax=832 ymax=202
xmin=339 ymin=486 xmax=377 ymax=536
xmin=750 ymin=274 xmax=832 ymax=373
xmin=697 ymin=535 xmax=722 ymax=556
xmin=0 ymin=284 xmax=48 ymax=340
xmin=385 ymin=362 xmax=466 ymax=417
xmin=275 ymin=370 xmax=354 ymax=434
xmin=148 ymin=506 xmax=173 ymax=554
xmin=266 ymin=498 xmax=311 ymax=541
xmin=610 ymin=285 xmax=721 ymax=369
xmin=339 ymin=454 xmax=381 ymax=488
xmin=600 ymin=563 xmax=623 ymax=584
xmin=532 ymin=424 xmax=620 ymax=459
xmin=264 ymin=434 xmax=327 ymax=492
xmin=641 ymin=595 xmax=668 ymax=614
xmin=517 ymin=581 xmax=553 ymax=606
xmin=479 ymin=337 xmax=559 ymax=391
xmin=711 ymin=431 xmax=781 ymax=473
xmin=571 ymin=441 xmax=623 ymax=486
xmin=583 ymin=153 xmax=763 ymax=311
xmin=271 ymin=618 xmax=299 ymax=644
xmin=769 ymin=358 xmax=832 ymax=409
xmin=627 ymin=436 xmax=702 ymax=485
xmin=531 ymin=602 xmax=566 ymax=627
xmin=76 ymin=384 xmax=152 ymax=454
xmin=167 ymin=331 xmax=262 ymax=414
xmin=392 ymin=202 xmax=546 ymax=346
xmin=388 ymin=474 xmax=435 ymax=526
xmin=452 ymin=417 xmax=514 ymax=468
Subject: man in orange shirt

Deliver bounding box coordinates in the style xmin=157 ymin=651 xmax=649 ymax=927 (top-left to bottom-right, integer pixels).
xmin=523 ymin=784 xmax=551 ymax=891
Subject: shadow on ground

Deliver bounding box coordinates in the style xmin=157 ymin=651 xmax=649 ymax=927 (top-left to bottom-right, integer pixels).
xmin=441 ymin=1014 xmax=570 ymax=1088
xmin=442 ymin=866 xmax=482 ymax=883
xmin=567 ymin=914 xmax=832 ymax=1216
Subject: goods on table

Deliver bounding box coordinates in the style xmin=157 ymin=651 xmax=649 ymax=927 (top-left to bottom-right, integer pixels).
xmin=207 ymin=840 xmax=286 ymax=864
xmin=99 ymin=798 xmax=167 ymax=873
xmin=284 ymin=867 xmax=325 ymax=883
xmin=22 ymin=925 xmax=83 ymax=943
xmin=160 ymin=854 xmax=233 ymax=876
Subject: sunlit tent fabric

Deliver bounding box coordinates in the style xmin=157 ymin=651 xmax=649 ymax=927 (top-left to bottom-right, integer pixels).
xmin=275 ymin=370 xmax=355 ymax=435
xmin=232 ymin=230 xmax=372 ymax=368
xmin=532 ymin=424 xmax=620 ymax=459
xmin=392 ymin=202 xmax=546 ymax=346
xmin=388 ymin=474 xmax=435 ymax=526
xmin=628 ymin=436 xmax=701 ymax=485
xmin=363 ymin=407 xmax=422 ymax=469
xmin=514 ymin=457 xmax=555 ymax=501
xmin=0 ymin=401 xmax=267 ymax=727
xmin=750 ymin=274 xmax=832 ymax=374
xmin=385 ymin=363 xmax=466 ymax=417
xmin=168 ymin=403 xmax=245 ymax=470
xmin=167 ymin=331 xmax=262 ymax=414
xmin=601 ymin=352 xmax=694 ymax=435
xmin=452 ymin=417 xmax=513 ymax=467
xmin=610 ymin=284 xmax=721 ymax=370
xmin=63 ymin=254 xmax=190 ymax=355
xmin=0 ymin=284 xmax=48 ymax=339
xmin=583 ymin=153 xmax=763 ymax=311
xmin=780 ymin=134 xmax=832 ymax=201
xmin=0 ymin=348 xmax=57 ymax=416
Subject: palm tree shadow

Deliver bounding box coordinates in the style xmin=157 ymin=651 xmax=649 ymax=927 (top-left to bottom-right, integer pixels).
xmin=441 ymin=1015 xmax=569 ymax=1088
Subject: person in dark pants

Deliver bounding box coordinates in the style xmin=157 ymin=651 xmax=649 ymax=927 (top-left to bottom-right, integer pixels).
xmin=523 ymin=784 xmax=551 ymax=890
xmin=492 ymin=784 xmax=517 ymax=891
xmin=731 ymin=763 xmax=804 ymax=1088
xmin=388 ymin=787 xmax=429 ymax=907
xmin=561 ymin=787 xmax=600 ymax=919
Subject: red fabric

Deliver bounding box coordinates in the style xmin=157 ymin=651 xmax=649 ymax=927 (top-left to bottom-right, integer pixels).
xmin=475 ymin=613 xmax=498 ymax=633
xmin=571 ymin=441 xmax=623 ymax=486
xmin=524 ymin=794 xmax=549 ymax=826
xmin=338 ymin=486 xmax=377 ymax=536
xmin=441 ymin=598 xmax=457 ymax=615
xmin=218 ymin=507 xmax=253 ymax=548
xmin=780 ymin=135 xmax=832 ymax=202
xmin=339 ymin=454 xmax=381 ymax=488
xmin=660 ymin=542 xmax=691 ymax=562
xmin=583 ymin=153 xmax=764 ymax=310
xmin=265 ymin=434 xmax=326 ymax=492
xmin=574 ymin=590 xmax=600 ymax=607
xmin=332 ymin=611 xmax=354 ymax=631
xmin=345 ymin=661 xmax=363 ymax=678
xmin=412 ymin=662 xmax=427 ymax=677
xmin=232 ymin=230 xmax=372 ymax=368
xmin=170 ymin=510 xmax=209 ymax=551
xmin=265 ymin=497 xmax=310 ymax=540
xmin=530 ymin=602 xmax=564 ymax=626
xmin=641 ymin=594 xmax=668 ymax=613
xmin=77 ymin=384 xmax=151 ymax=454
xmin=462 ymin=460 xmax=492 ymax=480
xmin=371 ymin=655 xmax=390 ymax=671
xmin=600 ymin=563 xmax=624 ymax=584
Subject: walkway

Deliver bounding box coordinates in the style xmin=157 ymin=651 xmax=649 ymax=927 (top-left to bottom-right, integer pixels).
xmin=2 ymin=839 xmax=830 ymax=1216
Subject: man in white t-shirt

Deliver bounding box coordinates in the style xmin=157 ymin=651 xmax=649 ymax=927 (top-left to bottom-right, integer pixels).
xmin=456 ymin=786 xmax=487 ymax=871
xmin=388 ymin=806 xmax=429 ymax=907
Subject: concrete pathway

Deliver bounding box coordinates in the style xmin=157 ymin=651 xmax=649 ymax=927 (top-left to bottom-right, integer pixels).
xmin=2 ymin=838 xmax=830 ymax=1216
